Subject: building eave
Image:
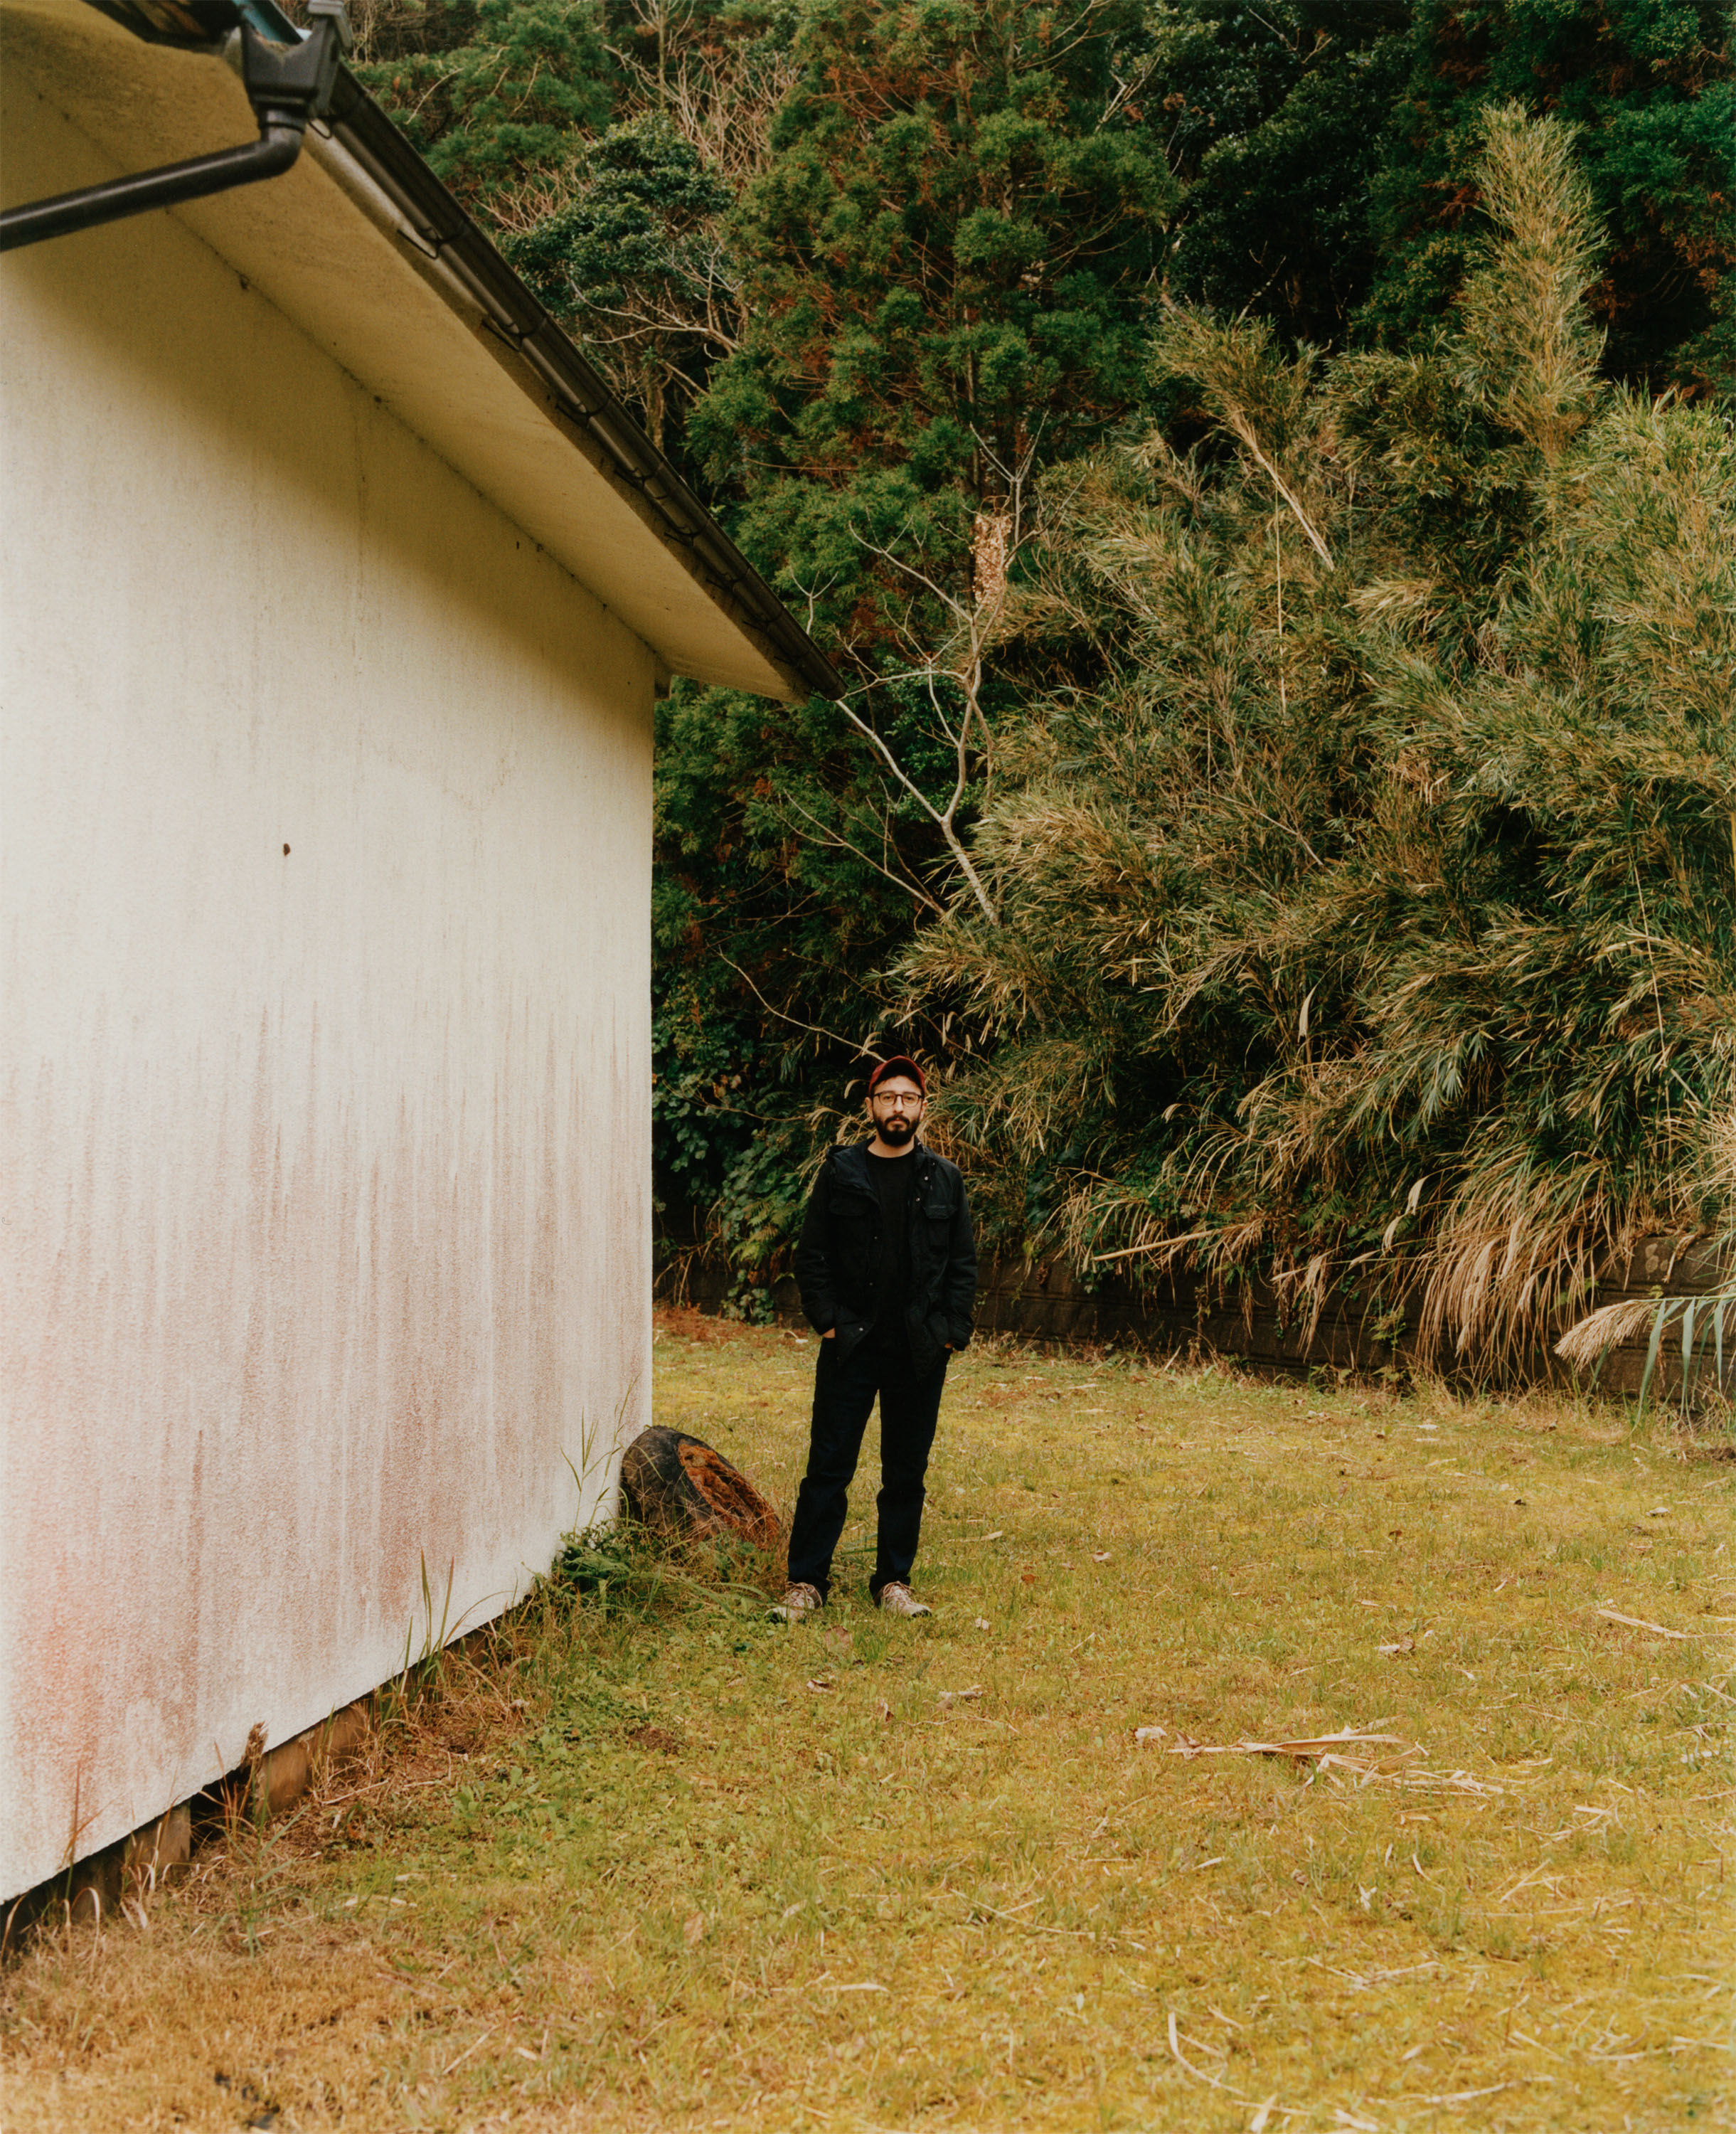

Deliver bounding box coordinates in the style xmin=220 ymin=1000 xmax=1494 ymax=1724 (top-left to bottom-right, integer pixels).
xmin=314 ymin=72 xmax=843 ymax=705
xmin=0 ymin=0 xmax=841 ymax=703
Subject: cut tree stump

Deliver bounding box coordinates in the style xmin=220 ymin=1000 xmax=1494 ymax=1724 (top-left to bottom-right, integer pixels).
xmin=620 ymin=1427 xmax=782 ymax=1551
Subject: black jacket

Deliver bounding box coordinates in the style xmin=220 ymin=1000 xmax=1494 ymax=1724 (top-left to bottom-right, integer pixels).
xmin=794 ymin=1141 xmax=977 ymax=1371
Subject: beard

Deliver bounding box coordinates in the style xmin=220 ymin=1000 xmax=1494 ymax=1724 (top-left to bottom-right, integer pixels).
xmin=877 ymin=1113 xmax=917 ymax=1145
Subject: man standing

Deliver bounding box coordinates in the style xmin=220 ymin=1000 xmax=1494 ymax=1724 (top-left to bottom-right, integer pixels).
xmin=781 ymin=1057 xmax=977 ymax=1618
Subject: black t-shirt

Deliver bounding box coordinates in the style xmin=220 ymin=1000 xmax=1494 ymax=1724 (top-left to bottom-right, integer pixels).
xmin=870 ymin=1149 xmax=915 ymax=1344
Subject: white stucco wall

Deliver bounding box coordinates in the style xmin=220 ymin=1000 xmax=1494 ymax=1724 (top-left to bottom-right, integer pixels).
xmin=1 ymin=82 xmax=652 ymax=1899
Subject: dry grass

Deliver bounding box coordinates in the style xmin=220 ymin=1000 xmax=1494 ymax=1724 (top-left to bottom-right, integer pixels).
xmin=4 ymin=1316 xmax=1732 ymax=2131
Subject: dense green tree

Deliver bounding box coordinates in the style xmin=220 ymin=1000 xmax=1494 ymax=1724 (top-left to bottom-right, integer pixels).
xmin=1160 ymin=17 xmax=1425 ymax=346
xmin=503 ymin=118 xmax=735 ymax=453
xmin=498 ymin=3 xmax=804 ymax=463
xmin=1358 ymin=0 xmax=1735 ymax=393
xmin=1156 ymin=0 xmax=1735 ymax=394
xmin=1159 ymin=0 xmax=1413 ymax=346
xmin=692 ymin=0 xmax=1176 ymax=654
xmin=347 ymin=0 xmax=613 ymax=208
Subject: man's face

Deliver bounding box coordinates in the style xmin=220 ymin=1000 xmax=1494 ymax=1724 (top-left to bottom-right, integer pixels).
xmin=867 ymin=1076 xmax=925 ymax=1145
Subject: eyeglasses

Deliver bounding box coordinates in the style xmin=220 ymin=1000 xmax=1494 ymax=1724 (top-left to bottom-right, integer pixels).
xmin=871 ymin=1091 xmax=923 ymax=1109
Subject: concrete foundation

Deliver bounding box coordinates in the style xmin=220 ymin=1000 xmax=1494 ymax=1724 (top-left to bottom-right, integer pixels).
xmin=4 ymin=1697 xmax=371 ymax=1945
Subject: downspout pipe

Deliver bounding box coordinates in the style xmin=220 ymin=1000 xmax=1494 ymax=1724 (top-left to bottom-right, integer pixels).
xmin=0 ymin=1 xmax=352 ymax=255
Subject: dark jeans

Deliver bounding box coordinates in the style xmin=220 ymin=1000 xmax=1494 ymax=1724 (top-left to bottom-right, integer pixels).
xmin=786 ymin=1334 xmax=949 ymax=1600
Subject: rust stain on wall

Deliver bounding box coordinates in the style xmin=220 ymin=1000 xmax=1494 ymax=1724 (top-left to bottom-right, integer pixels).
xmin=0 ymin=126 xmax=655 ymax=1898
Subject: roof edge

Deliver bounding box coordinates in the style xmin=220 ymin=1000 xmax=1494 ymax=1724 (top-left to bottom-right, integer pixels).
xmin=317 ymin=71 xmax=841 ymax=704
xmin=74 ymin=0 xmax=841 ymax=701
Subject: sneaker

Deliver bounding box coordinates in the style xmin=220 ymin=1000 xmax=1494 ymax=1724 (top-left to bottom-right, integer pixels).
xmin=877 ymin=1582 xmax=932 ymax=1618
xmin=772 ymin=1581 xmax=823 ymax=1621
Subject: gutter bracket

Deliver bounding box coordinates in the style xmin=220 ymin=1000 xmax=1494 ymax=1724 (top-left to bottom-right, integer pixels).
xmin=0 ymin=0 xmax=353 ymax=255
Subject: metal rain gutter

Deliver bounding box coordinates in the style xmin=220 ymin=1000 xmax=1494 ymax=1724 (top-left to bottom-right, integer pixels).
xmin=0 ymin=1 xmax=352 ymax=253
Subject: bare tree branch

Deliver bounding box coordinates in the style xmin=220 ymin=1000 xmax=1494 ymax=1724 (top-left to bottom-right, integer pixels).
xmin=805 ymin=430 xmax=1047 ymax=928
xmin=719 ymin=955 xmax=885 ymax=1058
xmin=774 ymin=792 xmax=947 ymax=915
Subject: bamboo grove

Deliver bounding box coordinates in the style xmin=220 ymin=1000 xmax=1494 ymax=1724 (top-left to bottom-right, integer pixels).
xmin=905 ymin=112 xmax=1734 ymax=1374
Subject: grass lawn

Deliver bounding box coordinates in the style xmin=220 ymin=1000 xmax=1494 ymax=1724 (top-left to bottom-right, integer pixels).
xmin=4 ymin=1314 xmax=1732 ymax=2131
